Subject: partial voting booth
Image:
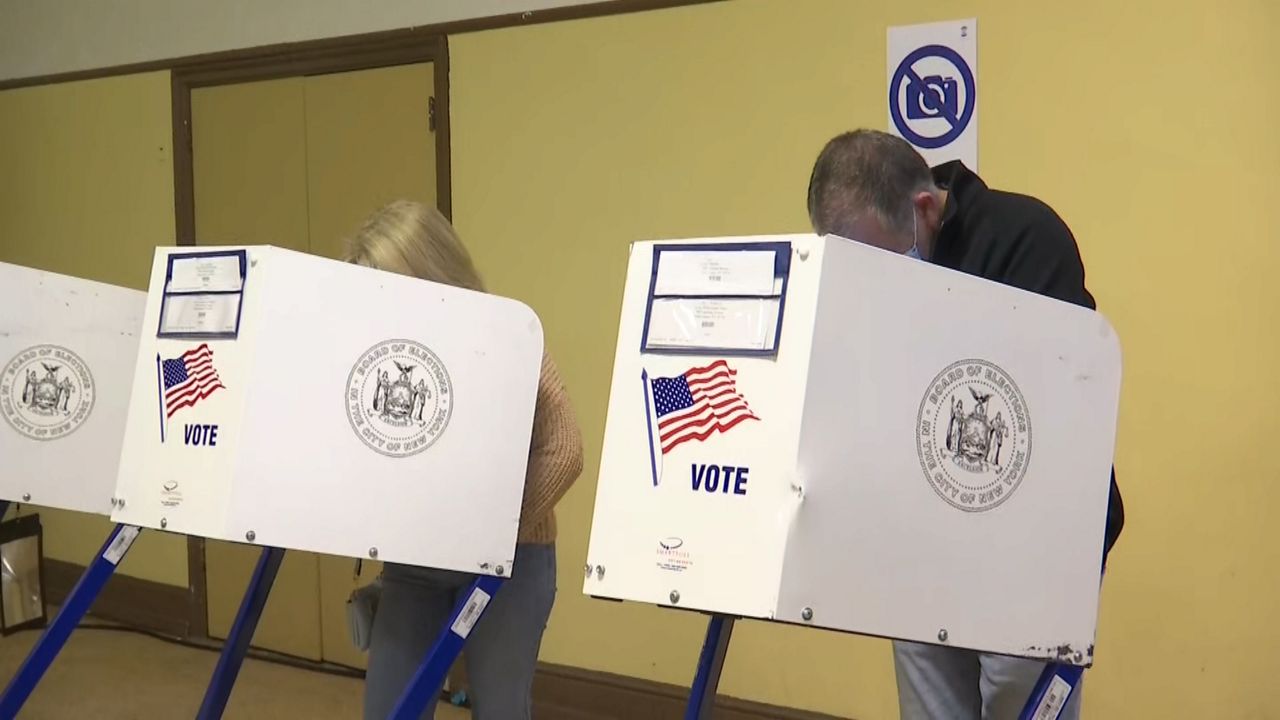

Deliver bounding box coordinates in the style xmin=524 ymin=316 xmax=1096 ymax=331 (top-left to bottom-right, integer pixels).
xmin=0 ymin=258 xmax=145 ymax=691
xmin=583 ymin=234 xmax=1122 ymax=719
xmin=0 ymin=262 xmax=144 ymax=641
xmin=1 ymin=247 xmax=544 ymax=719
xmin=0 ymin=262 xmax=143 ymax=517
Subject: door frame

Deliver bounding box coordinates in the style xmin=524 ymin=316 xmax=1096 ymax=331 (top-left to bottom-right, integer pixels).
xmin=0 ymin=0 xmax=724 ymax=643
xmin=171 ymin=29 xmax=451 ymax=638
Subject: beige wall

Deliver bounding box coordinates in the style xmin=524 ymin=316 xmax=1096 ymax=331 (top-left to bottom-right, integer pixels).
xmin=450 ymin=1 xmax=1280 ymax=717
xmin=0 ymin=71 xmax=188 ymax=586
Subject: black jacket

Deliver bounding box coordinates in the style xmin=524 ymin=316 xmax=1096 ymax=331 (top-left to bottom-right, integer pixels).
xmin=930 ymin=160 xmax=1125 ymax=561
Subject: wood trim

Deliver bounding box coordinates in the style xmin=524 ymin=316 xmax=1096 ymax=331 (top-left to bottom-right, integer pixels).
xmin=168 ymin=29 xmax=444 ymax=90
xmin=171 ymin=71 xmax=196 ymax=247
xmin=433 ymin=36 xmax=453 ymax=221
xmin=168 ymin=31 xmax=452 ymax=244
xmin=185 ymin=536 xmax=209 ymax=639
xmin=0 ymin=0 xmax=722 ymax=91
xmin=38 ymin=560 xmax=845 ymax=720
xmin=168 ymin=28 xmax=458 ymax=637
xmin=8 ymin=0 xmax=723 ymax=662
xmin=44 ymin=559 xmax=191 ymax=639
xmin=532 ymin=662 xmax=846 ymax=720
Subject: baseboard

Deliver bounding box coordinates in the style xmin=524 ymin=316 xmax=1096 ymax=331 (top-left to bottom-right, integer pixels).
xmin=532 ymin=662 xmax=845 ymax=720
xmin=40 ymin=563 xmax=840 ymax=719
xmin=44 ymin=559 xmax=192 ymax=639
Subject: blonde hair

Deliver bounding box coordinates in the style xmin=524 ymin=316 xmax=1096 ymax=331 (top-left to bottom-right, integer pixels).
xmin=345 ymin=200 xmax=485 ymax=292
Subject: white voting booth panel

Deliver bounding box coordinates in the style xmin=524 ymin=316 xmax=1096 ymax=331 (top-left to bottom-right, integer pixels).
xmin=112 ymin=246 xmax=543 ymax=574
xmin=584 ymin=235 xmax=1121 ymax=665
xmin=0 ymin=262 xmax=144 ymax=516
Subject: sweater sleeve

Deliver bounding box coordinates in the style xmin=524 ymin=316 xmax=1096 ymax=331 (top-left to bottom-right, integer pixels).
xmin=519 ymin=353 xmax=585 ymax=529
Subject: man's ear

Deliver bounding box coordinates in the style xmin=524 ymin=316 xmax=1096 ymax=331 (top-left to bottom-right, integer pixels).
xmin=913 ymin=190 xmax=944 ymax=230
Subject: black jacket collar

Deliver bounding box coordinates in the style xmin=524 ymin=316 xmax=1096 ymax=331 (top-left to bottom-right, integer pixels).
xmin=932 ymin=160 xmax=985 ymax=227
xmin=930 ymin=160 xmax=986 ymax=264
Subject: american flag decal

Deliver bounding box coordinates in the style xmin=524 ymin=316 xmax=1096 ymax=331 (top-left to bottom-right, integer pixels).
xmin=161 ymin=344 xmax=225 ymax=419
xmin=650 ymin=360 xmax=758 ymax=455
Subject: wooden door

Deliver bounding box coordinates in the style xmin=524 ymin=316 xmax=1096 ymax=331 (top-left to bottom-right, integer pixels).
xmin=191 ymin=62 xmax=436 ymax=665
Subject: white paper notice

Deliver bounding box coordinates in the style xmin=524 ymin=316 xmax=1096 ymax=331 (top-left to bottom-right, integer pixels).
xmin=168 ymin=255 xmax=243 ymax=293
xmin=160 ymin=294 xmax=240 ymax=335
xmin=654 ymin=251 xmax=776 ymax=296
xmin=646 ymin=298 xmax=780 ymax=351
xmin=450 ymin=587 xmax=493 ymax=639
xmin=1031 ymin=676 xmax=1073 ymax=720
xmin=103 ymin=525 xmax=141 ymax=565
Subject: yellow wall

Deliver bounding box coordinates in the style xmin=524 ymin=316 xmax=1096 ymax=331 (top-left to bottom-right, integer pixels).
xmin=0 ymin=71 xmax=189 ymax=587
xmin=0 ymin=0 xmax=1275 ymax=713
xmin=452 ymin=1 xmax=1280 ymax=718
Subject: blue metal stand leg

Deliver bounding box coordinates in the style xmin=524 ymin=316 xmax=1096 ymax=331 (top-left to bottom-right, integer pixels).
xmin=197 ymin=546 xmax=285 ymax=720
xmin=1018 ymin=662 xmax=1085 ymax=720
xmin=388 ymin=574 xmax=505 ymax=720
xmin=684 ymin=614 xmax=736 ymax=720
xmin=0 ymin=524 xmax=140 ymax=717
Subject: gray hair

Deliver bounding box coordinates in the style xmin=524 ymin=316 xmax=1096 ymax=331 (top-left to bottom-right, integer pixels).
xmin=806 ymin=129 xmax=938 ymax=239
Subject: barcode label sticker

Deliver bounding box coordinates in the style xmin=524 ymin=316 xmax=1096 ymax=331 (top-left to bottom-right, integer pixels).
xmin=103 ymin=526 xmax=141 ymax=565
xmin=450 ymin=587 xmax=492 ymax=639
xmin=1032 ymin=676 xmax=1073 ymax=720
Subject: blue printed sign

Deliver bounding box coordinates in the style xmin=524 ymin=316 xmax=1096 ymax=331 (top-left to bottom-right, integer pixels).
xmin=887 ymin=19 xmax=978 ymax=170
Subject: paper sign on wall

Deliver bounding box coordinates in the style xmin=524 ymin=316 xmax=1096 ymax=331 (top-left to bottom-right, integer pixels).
xmin=887 ymin=18 xmax=978 ymax=170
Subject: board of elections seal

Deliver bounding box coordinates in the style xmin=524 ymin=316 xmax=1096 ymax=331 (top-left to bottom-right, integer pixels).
xmin=346 ymin=339 xmax=453 ymax=458
xmin=916 ymin=359 xmax=1031 ymax=512
xmin=1 ymin=345 xmax=95 ymax=442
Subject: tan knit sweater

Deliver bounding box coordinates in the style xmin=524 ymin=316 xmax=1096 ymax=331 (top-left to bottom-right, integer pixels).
xmin=518 ymin=352 xmax=584 ymax=544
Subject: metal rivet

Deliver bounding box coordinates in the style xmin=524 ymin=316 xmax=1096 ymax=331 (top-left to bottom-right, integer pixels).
xmin=596 ymin=566 xmax=605 ymax=580
xmin=584 ymin=564 xmax=593 ymax=576
xmin=117 ymin=499 xmax=126 ymax=510
xmin=669 ymin=590 xmax=680 ymax=604
xmin=368 ymin=547 xmax=378 ymax=559
xmin=21 ymin=493 xmax=30 ymax=502
xmin=797 ymin=249 xmax=811 ymax=261
xmin=938 ymin=629 xmax=949 ymax=642
xmin=245 ymin=530 xmax=256 ymax=542
xmin=801 ymin=607 xmax=814 ymax=622
xmin=496 ymin=565 xmax=505 ymax=576
xmin=1073 ymin=651 xmax=1083 ymax=663
xmin=160 ymin=518 xmax=168 ymax=529
xmin=110 ymin=498 xmax=118 ymax=507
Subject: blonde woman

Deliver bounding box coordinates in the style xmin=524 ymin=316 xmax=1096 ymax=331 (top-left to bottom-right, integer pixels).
xmin=350 ymin=201 xmax=584 ymax=720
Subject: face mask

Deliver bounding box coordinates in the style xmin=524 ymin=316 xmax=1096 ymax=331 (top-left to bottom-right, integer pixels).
xmin=904 ymin=210 xmax=922 ymax=260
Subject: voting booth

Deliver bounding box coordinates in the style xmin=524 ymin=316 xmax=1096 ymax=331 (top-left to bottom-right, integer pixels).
xmin=584 ymin=234 xmax=1122 ymax=717
xmin=0 ymin=262 xmax=144 ymax=516
xmin=111 ymin=246 xmax=542 ymax=572
xmin=0 ymin=262 xmax=144 ymax=707
xmin=2 ymin=247 xmax=543 ymax=720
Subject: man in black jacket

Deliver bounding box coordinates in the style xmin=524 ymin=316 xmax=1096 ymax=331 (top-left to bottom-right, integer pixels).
xmin=807 ymin=129 xmax=1123 ymax=720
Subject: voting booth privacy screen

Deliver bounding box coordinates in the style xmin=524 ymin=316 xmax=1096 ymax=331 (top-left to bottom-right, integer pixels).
xmin=0 ymin=262 xmax=144 ymax=517
xmin=112 ymin=246 xmax=544 ymax=574
xmin=584 ymin=235 xmax=1122 ymax=665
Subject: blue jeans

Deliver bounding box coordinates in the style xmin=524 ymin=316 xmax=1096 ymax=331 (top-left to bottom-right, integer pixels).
xmin=894 ymin=641 xmax=1083 ymax=720
xmin=362 ymin=543 xmax=557 ymax=720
